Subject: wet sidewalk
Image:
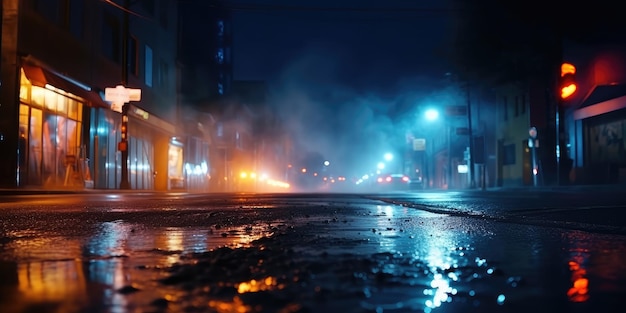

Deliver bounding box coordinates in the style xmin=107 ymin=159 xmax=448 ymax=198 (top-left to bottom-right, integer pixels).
xmin=2 ymin=182 xmax=625 ymax=197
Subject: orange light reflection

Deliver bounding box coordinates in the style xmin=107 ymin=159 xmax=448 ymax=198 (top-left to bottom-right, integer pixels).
xmin=567 ymin=260 xmax=590 ymax=302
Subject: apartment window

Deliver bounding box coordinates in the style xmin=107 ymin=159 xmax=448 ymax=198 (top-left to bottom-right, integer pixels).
xmin=218 ymin=83 xmax=224 ymax=95
xmin=521 ymin=94 xmax=526 ymax=114
xmin=503 ymin=96 xmax=508 ymax=121
xmin=235 ymin=132 xmax=242 ymax=149
xmin=215 ymin=48 xmax=225 ymax=64
xmin=129 ymin=36 xmax=139 ymax=77
xmin=217 ymin=20 xmax=225 ymax=37
xmin=101 ymin=11 xmax=121 ymax=64
xmin=217 ymin=123 xmax=224 ymax=137
xmin=145 ymin=45 xmax=153 ymax=87
xmin=514 ymin=96 xmax=519 ymax=117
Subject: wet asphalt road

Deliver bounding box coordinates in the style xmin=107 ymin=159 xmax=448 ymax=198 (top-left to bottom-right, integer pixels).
xmin=0 ymin=188 xmax=625 ymax=313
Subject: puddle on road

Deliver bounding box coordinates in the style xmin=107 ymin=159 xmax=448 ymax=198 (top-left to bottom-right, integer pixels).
xmin=0 ymin=203 xmax=623 ymax=313
xmin=0 ymin=220 xmax=279 ymax=313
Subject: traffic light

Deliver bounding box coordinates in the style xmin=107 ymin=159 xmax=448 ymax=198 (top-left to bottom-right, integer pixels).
xmin=560 ymin=62 xmax=577 ymax=99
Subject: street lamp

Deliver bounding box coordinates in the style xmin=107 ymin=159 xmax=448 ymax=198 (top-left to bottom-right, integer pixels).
xmin=425 ymin=108 xmax=439 ymax=121
xmin=422 ymin=108 xmax=452 ymax=189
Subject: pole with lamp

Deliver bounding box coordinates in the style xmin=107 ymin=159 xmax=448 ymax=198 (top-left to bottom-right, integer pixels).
xmin=423 ymin=108 xmax=443 ymax=188
xmin=556 ymin=62 xmax=576 ymax=185
xmin=103 ymin=0 xmax=141 ymax=189
xmin=120 ymin=0 xmax=130 ymax=189
xmin=465 ymin=84 xmax=475 ymax=188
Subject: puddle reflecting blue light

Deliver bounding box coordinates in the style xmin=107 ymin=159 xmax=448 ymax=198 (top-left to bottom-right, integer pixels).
xmin=420 ymin=229 xmax=464 ymax=312
xmin=86 ymin=221 xmax=132 ymax=257
xmin=425 ymin=273 xmax=456 ymax=308
xmin=497 ymin=294 xmax=506 ymax=305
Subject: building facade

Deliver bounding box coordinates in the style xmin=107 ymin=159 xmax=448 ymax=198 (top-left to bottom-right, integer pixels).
xmin=177 ymin=0 xmax=234 ymax=191
xmin=1 ymin=0 xmax=182 ymax=190
xmin=491 ymin=43 xmax=626 ymax=187
xmin=567 ymin=44 xmax=626 ymax=185
xmin=493 ymin=78 xmax=558 ymax=187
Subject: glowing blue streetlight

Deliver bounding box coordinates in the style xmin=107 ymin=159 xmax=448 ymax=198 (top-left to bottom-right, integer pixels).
xmin=425 ymin=108 xmax=439 ymax=121
xmin=384 ymin=153 xmax=393 ymax=162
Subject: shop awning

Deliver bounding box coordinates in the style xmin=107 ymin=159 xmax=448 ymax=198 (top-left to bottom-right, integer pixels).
xmin=573 ymin=84 xmax=626 ymax=120
xmin=128 ymin=104 xmax=176 ymax=135
xmin=21 ymin=62 xmax=109 ymax=109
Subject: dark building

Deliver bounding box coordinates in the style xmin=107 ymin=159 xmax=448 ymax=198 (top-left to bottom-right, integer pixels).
xmin=178 ymin=0 xmax=233 ymax=107
xmin=1 ymin=0 xmax=181 ymax=190
xmin=176 ymin=0 xmax=235 ymax=191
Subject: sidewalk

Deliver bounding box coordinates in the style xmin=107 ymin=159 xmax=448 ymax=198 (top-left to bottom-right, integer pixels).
xmin=1 ymin=183 xmax=625 ymax=196
xmin=0 ymin=186 xmax=164 ymax=196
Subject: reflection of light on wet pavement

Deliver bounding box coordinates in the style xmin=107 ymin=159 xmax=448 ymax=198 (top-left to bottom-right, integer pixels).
xmin=86 ymin=221 xmax=132 ymax=257
xmin=567 ymin=258 xmax=589 ymax=302
xmin=413 ymin=191 xmax=462 ymax=201
xmin=564 ymin=233 xmax=593 ymax=304
xmin=0 ymin=234 xmax=93 ymax=313
xmin=422 ymin=233 xmax=461 ymax=312
xmin=208 ymin=296 xmax=252 ymax=313
xmin=375 ymin=205 xmax=401 ymax=251
xmin=237 ymin=276 xmax=283 ymax=293
xmin=15 ymin=260 xmax=89 ymax=312
xmin=163 ymin=227 xmax=185 ymax=265
xmin=355 ymin=204 xmax=479 ymax=312
xmin=86 ymin=221 xmax=134 ymax=313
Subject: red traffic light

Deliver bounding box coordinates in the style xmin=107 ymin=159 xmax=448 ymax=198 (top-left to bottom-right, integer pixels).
xmin=561 ymin=63 xmax=576 ymax=77
xmin=560 ymin=62 xmax=577 ymax=99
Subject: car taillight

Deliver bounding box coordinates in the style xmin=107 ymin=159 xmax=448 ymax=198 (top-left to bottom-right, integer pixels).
xmin=385 ymin=177 xmax=392 ymax=182
xmin=402 ymin=176 xmax=409 ymax=182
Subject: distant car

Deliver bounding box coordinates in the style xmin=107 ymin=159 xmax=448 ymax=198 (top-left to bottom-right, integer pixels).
xmin=408 ymin=176 xmax=424 ymax=189
xmin=376 ymin=173 xmax=410 ymax=190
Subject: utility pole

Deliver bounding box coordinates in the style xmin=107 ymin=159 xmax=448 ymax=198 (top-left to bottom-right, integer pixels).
xmin=466 ymin=83 xmax=475 ymax=188
xmin=119 ymin=0 xmax=131 ymax=189
xmin=447 ymin=124 xmax=452 ymax=189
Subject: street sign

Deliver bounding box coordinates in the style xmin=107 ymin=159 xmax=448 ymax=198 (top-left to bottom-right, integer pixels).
xmin=445 ymin=105 xmax=467 ymax=116
xmin=456 ymin=127 xmax=469 ymax=135
xmin=105 ymin=85 xmax=142 ymax=113
xmin=529 ymin=126 xmax=538 ymax=139
xmin=413 ymin=138 xmax=426 ymax=151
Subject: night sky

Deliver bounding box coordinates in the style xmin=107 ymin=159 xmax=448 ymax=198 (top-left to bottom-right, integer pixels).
xmin=229 ymin=0 xmax=456 ymax=177
xmin=232 ymin=0 xmax=453 ymax=87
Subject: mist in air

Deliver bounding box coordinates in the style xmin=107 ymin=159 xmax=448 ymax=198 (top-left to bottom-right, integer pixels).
xmin=264 ymin=43 xmax=457 ymax=191
xmin=232 ymin=4 xmax=458 ymax=191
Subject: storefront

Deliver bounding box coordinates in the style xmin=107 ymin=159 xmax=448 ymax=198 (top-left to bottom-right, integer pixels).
xmin=89 ymin=104 xmax=178 ymax=190
xmin=20 ymin=60 xmax=181 ymax=191
xmin=571 ymin=84 xmax=626 ymax=184
xmin=18 ymin=67 xmax=88 ymax=187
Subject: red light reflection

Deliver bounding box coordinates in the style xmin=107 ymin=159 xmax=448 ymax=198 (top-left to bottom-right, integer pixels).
xmin=567 ymin=259 xmax=589 ymax=302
